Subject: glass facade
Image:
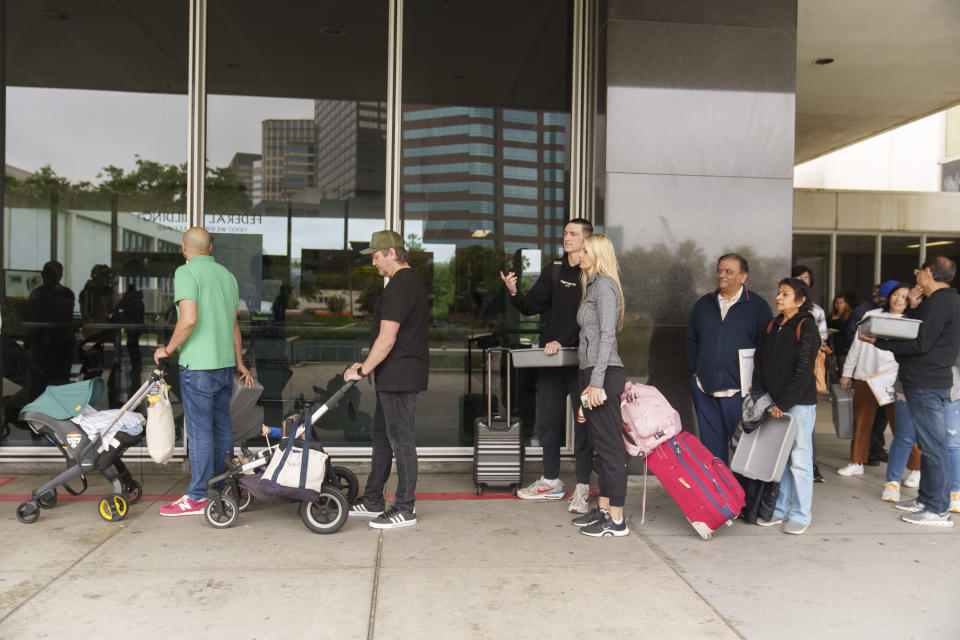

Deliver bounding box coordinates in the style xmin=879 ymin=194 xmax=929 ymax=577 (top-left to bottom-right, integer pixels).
xmin=2 ymin=2 xmax=189 ymax=450
xmin=400 ymin=0 xmax=573 ymax=447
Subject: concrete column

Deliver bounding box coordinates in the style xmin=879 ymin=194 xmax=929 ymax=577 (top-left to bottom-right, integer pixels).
xmin=603 ymin=0 xmax=797 ymax=429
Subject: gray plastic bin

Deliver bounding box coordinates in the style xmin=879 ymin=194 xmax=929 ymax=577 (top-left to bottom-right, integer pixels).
xmin=730 ymin=414 xmax=797 ymax=482
xmin=510 ymin=346 xmax=578 ymax=368
xmin=830 ymin=383 xmax=854 ymax=439
xmin=857 ymin=315 xmax=921 ymax=339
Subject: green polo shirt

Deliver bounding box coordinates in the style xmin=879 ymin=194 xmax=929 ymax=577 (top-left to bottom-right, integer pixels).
xmin=174 ymin=255 xmax=239 ymax=370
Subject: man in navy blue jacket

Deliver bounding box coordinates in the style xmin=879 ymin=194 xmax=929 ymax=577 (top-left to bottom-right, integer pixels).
xmin=686 ymin=253 xmax=772 ymax=463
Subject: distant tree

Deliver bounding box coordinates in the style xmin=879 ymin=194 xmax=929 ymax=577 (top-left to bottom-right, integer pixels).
xmin=327 ymin=294 xmax=347 ymax=315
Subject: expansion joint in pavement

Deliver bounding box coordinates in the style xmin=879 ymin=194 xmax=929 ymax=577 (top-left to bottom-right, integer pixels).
xmin=367 ymin=532 xmax=383 ymax=640
xmin=641 ymin=535 xmax=747 ymax=640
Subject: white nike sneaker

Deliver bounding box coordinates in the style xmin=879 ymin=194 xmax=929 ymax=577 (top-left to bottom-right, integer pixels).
xmin=516 ymin=476 xmax=565 ymax=500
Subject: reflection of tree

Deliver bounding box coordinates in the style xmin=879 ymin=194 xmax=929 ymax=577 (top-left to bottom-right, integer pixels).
xmin=327 ymin=294 xmax=346 ymax=315
xmin=447 ymin=245 xmax=507 ymax=322
xmin=5 ymin=158 xmax=251 ymax=213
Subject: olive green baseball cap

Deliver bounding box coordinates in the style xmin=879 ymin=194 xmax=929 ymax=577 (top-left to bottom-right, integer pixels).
xmin=359 ymin=230 xmax=404 ymax=254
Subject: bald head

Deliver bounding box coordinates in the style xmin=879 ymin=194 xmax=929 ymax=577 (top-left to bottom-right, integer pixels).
xmin=182 ymin=227 xmax=211 ymax=258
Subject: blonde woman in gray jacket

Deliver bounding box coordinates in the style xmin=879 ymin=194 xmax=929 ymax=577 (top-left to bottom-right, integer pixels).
xmin=571 ymin=233 xmax=629 ymax=537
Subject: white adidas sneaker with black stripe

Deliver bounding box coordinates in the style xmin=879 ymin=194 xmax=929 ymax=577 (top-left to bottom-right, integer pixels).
xmin=369 ymin=507 xmax=417 ymax=529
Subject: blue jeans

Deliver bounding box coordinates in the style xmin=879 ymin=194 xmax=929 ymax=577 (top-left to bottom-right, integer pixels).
xmin=363 ymin=391 xmax=419 ymax=513
xmin=690 ymin=378 xmax=743 ymax=465
xmin=944 ymin=398 xmax=960 ymax=493
xmin=887 ymin=397 xmax=917 ymax=483
xmin=773 ymin=404 xmax=816 ymax=526
xmin=180 ymin=366 xmax=234 ymax=501
xmin=902 ymin=387 xmax=952 ymax=514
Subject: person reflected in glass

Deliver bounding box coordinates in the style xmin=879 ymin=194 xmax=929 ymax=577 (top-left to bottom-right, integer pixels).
xmin=115 ymin=282 xmax=145 ymax=376
xmin=570 ymin=233 xmax=629 ymax=537
xmin=78 ymin=264 xmax=117 ymax=381
xmin=24 ymin=261 xmax=76 ymax=396
xmin=753 ymin=278 xmax=820 ymax=535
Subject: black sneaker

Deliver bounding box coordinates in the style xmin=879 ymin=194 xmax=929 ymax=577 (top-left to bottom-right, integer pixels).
xmin=369 ymin=506 xmax=417 ymax=529
xmin=348 ymin=499 xmax=383 ymax=519
xmin=571 ymin=506 xmax=603 ymax=527
xmin=813 ymin=465 xmax=825 ymax=483
xmin=580 ymin=511 xmax=629 ymax=537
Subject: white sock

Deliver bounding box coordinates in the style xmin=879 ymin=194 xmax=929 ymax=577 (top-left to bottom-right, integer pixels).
xmin=542 ymin=477 xmax=560 ymax=486
xmin=612 ymin=517 xmax=624 ymax=525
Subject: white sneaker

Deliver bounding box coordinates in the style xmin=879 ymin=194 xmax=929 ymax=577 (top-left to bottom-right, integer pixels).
xmin=568 ymin=483 xmax=590 ymax=513
xmin=881 ymin=481 xmax=900 ymax=502
xmin=903 ymin=470 xmax=921 ymax=488
xmin=950 ymin=492 xmax=960 ymax=514
xmin=836 ymin=463 xmax=864 ymax=476
xmin=516 ymin=476 xmax=565 ymax=500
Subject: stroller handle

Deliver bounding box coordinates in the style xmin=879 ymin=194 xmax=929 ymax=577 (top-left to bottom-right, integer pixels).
xmin=309 ymin=378 xmax=358 ymax=426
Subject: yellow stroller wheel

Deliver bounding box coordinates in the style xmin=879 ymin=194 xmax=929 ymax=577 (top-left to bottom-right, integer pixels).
xmin=98 ymin=493 xmax=128 ymax=522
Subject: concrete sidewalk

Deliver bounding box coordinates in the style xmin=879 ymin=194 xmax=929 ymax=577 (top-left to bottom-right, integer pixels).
xmin=2 ymin=433 xmax=959 ymax=639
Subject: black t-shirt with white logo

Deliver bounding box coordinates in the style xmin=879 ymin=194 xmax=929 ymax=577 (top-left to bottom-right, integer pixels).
xmin=369 ymin=267 xmax=430 ymax=392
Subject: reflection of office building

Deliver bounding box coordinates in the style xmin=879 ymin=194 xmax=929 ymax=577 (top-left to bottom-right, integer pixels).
xmin=402 ymin=107 xmax=567 ymax=256
xmin=251 ymin=158 xmax=263 ymax=205
xmin=228 ymin=152 xmax=261 ymax=199
xmin=314 ymin=100 xmax=387 ymax=199
xmin=261 ymin=119 xmax=315 ymax=201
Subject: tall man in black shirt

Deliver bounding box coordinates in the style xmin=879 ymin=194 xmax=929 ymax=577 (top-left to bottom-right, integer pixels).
xmin=345 ymin=230 xmax=430 ymax=529
xmin=862 ymin=256 xmax=960 ymax=527
xmin=499 ymin=218 xmax=594 ymax=513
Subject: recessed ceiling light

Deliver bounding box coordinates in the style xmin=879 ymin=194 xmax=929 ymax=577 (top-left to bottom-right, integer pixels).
xmin=814 ymin=58 xmax=834 ymax=65
xmin=319 ymin=25 xmax=346 ymax=37
xmin=40 ymin=9 xmax=73 ymax=21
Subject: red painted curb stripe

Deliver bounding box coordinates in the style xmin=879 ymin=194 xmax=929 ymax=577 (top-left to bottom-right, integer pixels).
xmin=0 ymin=477 xmax=16 ymax=488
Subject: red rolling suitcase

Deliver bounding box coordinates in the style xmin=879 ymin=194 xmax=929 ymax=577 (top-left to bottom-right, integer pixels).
xmin=646 ymin=432 xmax=745 ymax=540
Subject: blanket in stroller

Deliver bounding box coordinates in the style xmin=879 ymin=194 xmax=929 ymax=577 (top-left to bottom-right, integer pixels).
xmin=22 ymin=378 xmax=145 ymax=452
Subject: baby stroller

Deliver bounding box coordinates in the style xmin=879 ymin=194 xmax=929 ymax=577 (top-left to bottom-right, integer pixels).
xmin=204 ymin=379 xmax=360 ymax=533
xmin=16 ymin=370 xmax=161 ymax=524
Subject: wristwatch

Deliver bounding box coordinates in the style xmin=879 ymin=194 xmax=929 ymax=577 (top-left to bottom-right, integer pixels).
xmin=357 ymin=366 xmax=366 ymax=378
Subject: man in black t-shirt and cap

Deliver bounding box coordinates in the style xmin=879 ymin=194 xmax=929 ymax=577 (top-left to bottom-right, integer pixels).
xmin=345 ymin=230 xmax=430 ymax=529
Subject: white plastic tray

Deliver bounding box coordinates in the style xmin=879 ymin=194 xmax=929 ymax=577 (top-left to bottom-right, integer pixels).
xmin=857 ymin=314 xmax=921 ymax=339
xmin=510 ymin=347 xmax=579 ymax=368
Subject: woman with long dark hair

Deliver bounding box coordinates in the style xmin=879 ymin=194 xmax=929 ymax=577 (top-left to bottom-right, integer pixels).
xmin=752 ymin=277 xmax=821 ymax=534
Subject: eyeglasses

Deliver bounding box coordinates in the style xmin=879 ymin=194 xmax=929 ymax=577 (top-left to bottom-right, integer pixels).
xmin=914 ymin=268 xmax=920 ymax=276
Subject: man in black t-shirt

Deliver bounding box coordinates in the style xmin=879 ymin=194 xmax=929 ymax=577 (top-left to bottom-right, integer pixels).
xmin=345 ymin=230 xmax=429 ymax=529
xmin=499 ymin=218 xmax=594 ymax=513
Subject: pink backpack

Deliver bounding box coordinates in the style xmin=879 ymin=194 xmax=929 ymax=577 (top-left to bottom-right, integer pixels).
xmin=620 ymin=381 xmax=682 ymax=457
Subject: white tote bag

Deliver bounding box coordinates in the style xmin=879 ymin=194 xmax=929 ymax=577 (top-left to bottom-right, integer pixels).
xmin=146 ymin=378 xmax=175 ymax=464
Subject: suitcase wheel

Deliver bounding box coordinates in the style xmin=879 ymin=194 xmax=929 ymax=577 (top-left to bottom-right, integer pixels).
xmin=689 ymin=519 xmax=714 ymax=540
xmin=475 ymin=487 xmax=482 ymax=496
xmin=725 ymin=519 xmax=734 ymax=527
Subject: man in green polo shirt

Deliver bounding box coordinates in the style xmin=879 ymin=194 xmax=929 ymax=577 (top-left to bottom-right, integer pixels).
xmin=153 ymin=227 xmax=253 ymax=517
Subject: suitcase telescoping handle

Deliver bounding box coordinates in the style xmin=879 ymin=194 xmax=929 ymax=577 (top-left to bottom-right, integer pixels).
xmin=486 ymin=347 xmax=512 ymax=423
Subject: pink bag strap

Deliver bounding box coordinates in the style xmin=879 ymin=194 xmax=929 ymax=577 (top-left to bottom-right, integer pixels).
xmin=640 ymin=457 xmax=647 ymax=526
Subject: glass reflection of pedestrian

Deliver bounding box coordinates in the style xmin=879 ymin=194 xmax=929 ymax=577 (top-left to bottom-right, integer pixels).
xmin=115 ymin=282 xmax=145 ymax=374
xmin=272 ymin=284 xmax=292 ymax=326
xmin=24 ymin=261 xmax=76 ymax=395
xmin=78 ymin=264 xmax=117 ymax=379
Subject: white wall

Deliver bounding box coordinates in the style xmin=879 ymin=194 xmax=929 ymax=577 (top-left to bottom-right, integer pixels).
xmin=794 ymin=112 xmax=944 ymax=191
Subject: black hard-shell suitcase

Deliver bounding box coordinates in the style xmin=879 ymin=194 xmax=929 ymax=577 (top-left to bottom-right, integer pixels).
xmin=473 ymin=347 xmax=523 ymax=495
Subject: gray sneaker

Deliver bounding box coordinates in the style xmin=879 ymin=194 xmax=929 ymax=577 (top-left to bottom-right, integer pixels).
xmin=900 ymin=510 xmax=953 ymax=527
xmin=893 ymin=499 xmax=926 ymax=513
xmin=568 ymin=483 xmax=590 ymax=514
xmin=782 ymin=519 xmax=809 ymax=535
xmin=571 ymin=506 xmax=603 ymax=527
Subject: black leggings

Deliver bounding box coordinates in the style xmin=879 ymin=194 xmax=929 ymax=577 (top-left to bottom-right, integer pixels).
xmin=579 ymin=366 xmax=627 ymax=507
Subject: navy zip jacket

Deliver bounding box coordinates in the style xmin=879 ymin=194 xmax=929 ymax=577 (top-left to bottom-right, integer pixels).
xmin=875 ymin=287 xmax=960 ymax=388
xmin=685 ymin=287 xmax=772 ymax=394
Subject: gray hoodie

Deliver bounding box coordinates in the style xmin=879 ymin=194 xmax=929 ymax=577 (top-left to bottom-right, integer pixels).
xmin=577 ymin=273 xmax=625 ymax=388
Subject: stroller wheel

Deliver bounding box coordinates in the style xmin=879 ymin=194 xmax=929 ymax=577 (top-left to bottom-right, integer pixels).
xmin=299 ymin=485 xmax=348 ymax=534
xmin=223 ymin=483 xmax=253 ymax=512
xmin=16 ymin=501 xmax=40 ymax=524
xmin=98 ymin=493 xmax=128 ymax=522
xmin=38 ymin=489 xmax=58 ymax=509
xmin=204 ymin=497 xmax=239 ymax=529
xmin=125 ymin=480 xmax=143 ymax=505
xmin=331 ymin=466 xmax=359 ymax=503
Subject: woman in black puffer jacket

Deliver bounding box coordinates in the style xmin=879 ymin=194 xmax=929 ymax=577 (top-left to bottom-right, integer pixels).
xmin=751 ymin=277 xmax=821 ymax=535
